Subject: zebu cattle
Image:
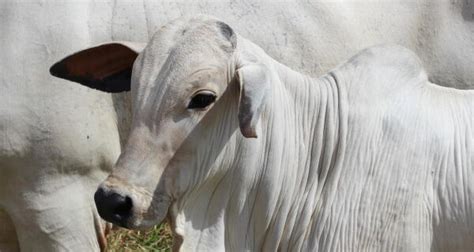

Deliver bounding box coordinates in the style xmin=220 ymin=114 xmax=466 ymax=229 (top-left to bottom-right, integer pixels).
xmin=52 ymin=16 xmax=474 ymax=251
xmin=2 ymin=0 xmax=473 ymax=250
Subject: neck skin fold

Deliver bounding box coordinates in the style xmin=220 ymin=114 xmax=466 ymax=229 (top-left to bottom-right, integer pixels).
xmin=171 ymin=37 xmax=345 ymax=252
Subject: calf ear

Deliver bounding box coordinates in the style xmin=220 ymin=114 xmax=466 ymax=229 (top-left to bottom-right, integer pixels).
xmin=50 ymin=42 xmax=145 ymax=93
xmin=236 ymin=62 xmax=271 ymax=138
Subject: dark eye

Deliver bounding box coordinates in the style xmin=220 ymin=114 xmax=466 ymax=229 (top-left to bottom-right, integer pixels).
xmin=188 ymin=91 xmax=217 ymax=109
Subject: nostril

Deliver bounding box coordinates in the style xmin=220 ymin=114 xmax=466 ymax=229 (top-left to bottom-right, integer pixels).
xmin=113 ymin=195 xmax=133 ymax=219
xmin=94 ymin=187 xmax=134 ymax=227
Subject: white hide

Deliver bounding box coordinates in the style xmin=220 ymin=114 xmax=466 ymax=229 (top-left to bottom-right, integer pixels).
xmin=202 ymin=41 xmax=474 ymax=251
xmin=90 ymin=17 xmax=474 ymax=251
xmin=0 ymin=2 xmax=125 ymax=251
xmin=1 ymin=0 xmax=473 ymax=251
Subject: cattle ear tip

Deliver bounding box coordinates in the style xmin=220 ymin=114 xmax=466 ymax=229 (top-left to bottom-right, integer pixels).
xmin=49 ymin=60 xmax=67 ymax=78
xmin=240 ymin=127 xmax=258 ymax=138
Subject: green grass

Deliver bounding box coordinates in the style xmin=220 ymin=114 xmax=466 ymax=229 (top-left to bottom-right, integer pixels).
xmin=106 ymin=223 xmax=173 ymax=251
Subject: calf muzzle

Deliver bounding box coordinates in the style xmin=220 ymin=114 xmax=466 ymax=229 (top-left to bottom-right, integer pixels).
xmin=94 ymin=186 xmax=133 ymax=228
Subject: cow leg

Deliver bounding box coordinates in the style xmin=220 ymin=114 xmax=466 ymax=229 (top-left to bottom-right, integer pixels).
xmin=0 ymin=208 xmax=19 ymax=252
xmin=94 ymin=207 xmax=113 ymax=251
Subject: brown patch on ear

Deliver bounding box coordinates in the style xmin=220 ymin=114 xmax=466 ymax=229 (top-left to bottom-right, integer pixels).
xmin=50 ymin=43 xmax=138 ymax=93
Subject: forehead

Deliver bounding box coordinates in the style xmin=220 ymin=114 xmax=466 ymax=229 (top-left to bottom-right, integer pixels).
xmin=152 ymin=20 xmax=232 ymax=62
xmin=131 ymin=18 xmax=234 ymax=110
xmin=134 ymin=19 xmax=234 ymax=84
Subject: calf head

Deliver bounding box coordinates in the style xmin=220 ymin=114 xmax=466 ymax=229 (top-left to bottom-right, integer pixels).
xmin=50 ymin=16 xmax=271 ymax=229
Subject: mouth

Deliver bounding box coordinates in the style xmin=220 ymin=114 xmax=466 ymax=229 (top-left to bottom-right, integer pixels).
xmin=131 ymin=194 xmax=173 ymax=230
xmin=94 ymin=182 xmax=172 ymax=230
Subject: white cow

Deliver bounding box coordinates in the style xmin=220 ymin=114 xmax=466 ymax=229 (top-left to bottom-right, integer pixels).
xmin=52 ymin=16 xmax=474 ymax=251
xmin=2 ymin=0 xmax=473 ymax=250
xmin=0 ymin=2 xmax=128 ymax=251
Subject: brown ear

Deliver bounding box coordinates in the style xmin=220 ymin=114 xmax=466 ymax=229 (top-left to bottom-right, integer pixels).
xmin=50 ymin=42 xmax=145 ymax=93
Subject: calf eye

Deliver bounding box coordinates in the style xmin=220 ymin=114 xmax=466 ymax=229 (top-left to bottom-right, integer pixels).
xmin=188 ymin=91 xmax=217 ymax=109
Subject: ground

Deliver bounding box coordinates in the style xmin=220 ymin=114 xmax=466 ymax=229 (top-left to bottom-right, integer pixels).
xmin=106 ymin=223 xmax=173 ymax=251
